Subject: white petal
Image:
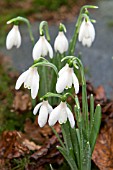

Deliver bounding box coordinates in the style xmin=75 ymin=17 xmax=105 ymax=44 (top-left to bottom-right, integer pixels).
xmin=24 ymin=71 xmax=33 ymax=89
xmin=33 ymin=102 xmax=42 ymax=115
xmin=72 ymin=72 xmax=79 ymax=94
xmin=58 ymin=64 xmax=68 ymax=76
xmin=47 ymin=103 xmax=53 ymax=113
xmin=66 ymin=71 xmax=73 ymax=88
xmin=54 ymin=32 xmax=68 ymax=54
xmin=54 ymin=36 xmax=59 ymax=52
xmin=48 ymin=104 xmax=61 ymax=126
xmin=88 ymin=21 xmax=95 ymax=42
xmin=41 ymin=37 xmax=48 ymax=56
xmin=32 ymin=37 xmax=43 ymax=60
xmin=45 ymin=40 xmax=53 ymax=58
xmin=31 ymin=69 xmax=40 ymax=99
xmin=6 ymin=26 xmax=16 ymax=49
xmin=82 ymin=37 xmax=92 ymax=47
xmin=15 ymin=70 xmax=29 ymax=90
xmin=38 ymin=104 xmax=49 ymax=127
xmin=6 ymin=25 xmax=21 ymax=49
xmin=58 ymin=108 xmax=67 ymax=124
xmin=78 ymin=20 xmax=85 ymax=42
xmin=14 ymin=26 xmax=21 ymax=48
xmin=66 ymin=107 xmax=75 ymax=128
xmin=56 ymin=71 xmax=69 ymax=93
xmin=56 ymin=67 xmax=73 ymax=93
xmin=42 ymin=100 xmax=53 ymax=113
xmin=59 ymin=32 xmax=68 ymax=53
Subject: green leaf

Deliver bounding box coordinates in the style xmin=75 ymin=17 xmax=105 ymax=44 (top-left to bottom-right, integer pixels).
xmin=82 ymin=84 xmax=89 ymax=139
xmin=82 ymin=141 xmax=91 ymax=170
xmin=51 ymin=127 xmax=65 ymax=149
xmin=57 ymin=146 xmax=78 ymax=170
xmin=61 ymin=121 xmax=73 ymax=151
xmin=89 ymin=104 xmax=101 ymax=153
xmin=89 ymin=94 xmax=94 ymax=133
xmin=70 ymin=127 xmax=80 ymax=169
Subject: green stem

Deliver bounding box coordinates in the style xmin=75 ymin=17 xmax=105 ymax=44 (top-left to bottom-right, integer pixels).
xmin=39 ymin=21 xmax=50 ymax=41
xmin=68 ymin=6 xmax=84 ymax=55
xmin=68 ymin=5 xmax=98 ymax=56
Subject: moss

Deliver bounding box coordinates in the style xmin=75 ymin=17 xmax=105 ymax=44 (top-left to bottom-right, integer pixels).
xmin=0 ymin=61 xmax=34 ymax=134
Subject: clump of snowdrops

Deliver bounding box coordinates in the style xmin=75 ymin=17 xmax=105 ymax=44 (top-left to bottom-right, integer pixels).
xmin=6 ymin=5 xmax=101 ymax=170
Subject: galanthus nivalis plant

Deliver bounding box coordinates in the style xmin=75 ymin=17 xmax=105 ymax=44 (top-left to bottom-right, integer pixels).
xmin=56 ymin=63 xmax=79 ymax=94
xmin=78 ymin=19 xmax=95 ymax=47
xmin=6 ymin=5 xmax=101 ymax=170
xmin=48 ymin=101 xmax=75 ymax=128
xmin=54 ymin=23 xmax=68 ymax=54
xmin=6 ymin=25 xmax=21 ymax=49
xmin=33 ymin=100 xmax=53 ymax=127
xmin=32 ymin=35 xmax=53 ymax=60
xmin=15 ymin=67 xmax=39 ymax=99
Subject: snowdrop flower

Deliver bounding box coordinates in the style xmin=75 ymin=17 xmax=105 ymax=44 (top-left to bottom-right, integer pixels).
xmin=15 ymin=67 xmax=39 ymax=99
xmin=54 ymin=31 xmax=68 ymax=54
xmin=32 ymin=35 xmax=53 ymax=60
xmin=56 ymin=64 xmax=79 ymax=94
xmin=6 ymin=25 xmax=21 ymax=50
xmin=33 ymin=100 xmax=53 ymax=127
xmin=49 ymin=101 xmax=75 ymax=128
xmin=78 ymin=19 xmax=95 ymax=47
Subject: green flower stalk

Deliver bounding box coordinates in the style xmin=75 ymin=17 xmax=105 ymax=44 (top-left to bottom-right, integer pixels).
xmin=69 ymin=5 xmax=98 ymax=55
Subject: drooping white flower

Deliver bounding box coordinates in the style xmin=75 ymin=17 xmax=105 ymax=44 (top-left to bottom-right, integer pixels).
xmin=33 ymin=100 xmax=53 ymax=127
xmin=15 ymin=67 xmax=39 ymax=99
xmin=49 ymin=101 xmax=75 ymax=128
xmin=56 ymin=64 xmax=79 ymax=94
xmin=78 ymin=19 xmax=95 ymax=47
xmin=6 ymin=25 xmax=21 ymax=50
xmin=54 ymin=31 xmax=68 ymax=54
xmin=32 ymin=35 xmax=53 ymax=60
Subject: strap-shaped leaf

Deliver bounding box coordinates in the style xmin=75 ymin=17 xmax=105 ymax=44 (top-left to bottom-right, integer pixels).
xmin=89 ymin=94 xmax=94 ymax=134
xmin=61 ymin=121 xmax=73 ymax=152
xmin=82 ymin=141 xmax=91 ymax=170
xmin=57 ymin=146 xmax=78 ymax=170
xmin=89 ymin=104 xmax=101 ymax=153
xmin=70 ymin=127 xmax=80 ymax=169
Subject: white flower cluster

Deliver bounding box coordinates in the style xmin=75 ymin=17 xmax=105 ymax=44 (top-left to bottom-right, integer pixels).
xmin=6 ymin=26 xmax=69 ymax=56
xmin=6 ymin=18 xmax=95 ymax=128
xmin=6 ymin=25 xmax=70 ymax=100
xmin=33 ymin=100 xmax=75 ymax=128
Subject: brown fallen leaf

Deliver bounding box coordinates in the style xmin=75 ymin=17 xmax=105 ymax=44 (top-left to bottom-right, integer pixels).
xmin=22 ymin=139 xmax=41 ymax=151
xmin=12 ymin=91 xmax=32 ymax=112
xmin=30 ymin=134 xmax=63 ymax=167
xmin=0 ymin=131 xmax=29 ymax=159
xmin=0 ymin=158 xmax=11 ymax=170
xmin=95 ymin=85 xmax=106 ymax=102
xmin=24 ymin=118 xmax=53 ymax=144
xmin=92 ymin=117 xmax=113 ymax=170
